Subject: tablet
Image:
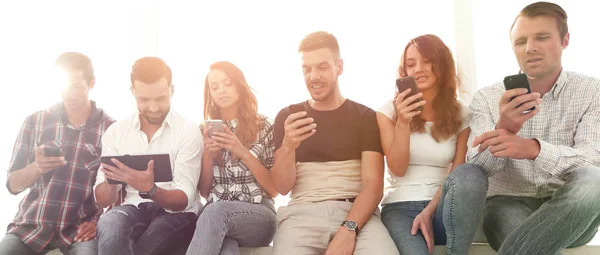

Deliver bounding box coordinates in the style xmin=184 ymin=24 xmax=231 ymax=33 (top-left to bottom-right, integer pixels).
xmin=100 ymin=153 xmax=173 ymax=185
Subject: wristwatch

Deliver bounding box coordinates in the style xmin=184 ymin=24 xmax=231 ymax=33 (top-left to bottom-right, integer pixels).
xmin=341 ymin=220 xmax=359 ymax=235
xmin=139 ymin=183 xmax=157 ymax=199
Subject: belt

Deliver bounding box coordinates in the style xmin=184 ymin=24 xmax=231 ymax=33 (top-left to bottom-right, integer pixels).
xmin=335 ymin=197 xmax=356 ymax=203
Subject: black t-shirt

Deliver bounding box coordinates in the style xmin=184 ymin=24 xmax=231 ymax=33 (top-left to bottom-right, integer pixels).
xmin=274 ymin=99 xmax=383 ymax=162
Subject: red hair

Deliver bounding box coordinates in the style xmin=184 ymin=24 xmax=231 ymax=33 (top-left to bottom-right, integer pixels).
xmin=203 ymin=61 xmax=260 ymax=148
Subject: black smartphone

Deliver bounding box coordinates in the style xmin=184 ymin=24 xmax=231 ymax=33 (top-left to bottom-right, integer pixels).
xmin=288 ymin=103 xmax=312 ymax=135
xmin=503 ymin=73 xmax=535 ymax=111
xmin=289 ymin=104 xmax=306 ymax=115
xmin=396 ymin=76 xmax=423 ymax=111
xmin=44 ymin=146 xmax=61 ymax=157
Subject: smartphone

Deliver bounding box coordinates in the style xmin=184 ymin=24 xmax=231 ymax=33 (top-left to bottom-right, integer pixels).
xmin=289 ymin=104 xmax=306 ymax=115
xmin=44 ymin=146 xmax=61 ymax=157
xmin=503 ymin=73 xmax=535 ymax=111
xmin=205 ymin=120 xmax=224 ymax=137
xmin=288 ymin=103 xmax=312 ymax=135
xmin=396 ymin=76 xmax=423 ymax=111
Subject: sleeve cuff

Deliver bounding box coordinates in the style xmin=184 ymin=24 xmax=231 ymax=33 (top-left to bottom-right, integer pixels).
xmin=467 ymin=149 xmax=503 ymax=176
xmin=534 ymin=139 xmax=561 ymax=176
xmin=175 ymin=183 xmax=196 ymax=211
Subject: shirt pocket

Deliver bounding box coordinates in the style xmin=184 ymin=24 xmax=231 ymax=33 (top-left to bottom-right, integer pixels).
xmin=80 ymin=143 xmax=101 ymax=171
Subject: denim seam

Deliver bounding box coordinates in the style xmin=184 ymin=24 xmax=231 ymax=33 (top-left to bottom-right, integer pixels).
xmin=447 ymin=177 xmax=457 ymax=254
xmin=224 ymin=210 xmax=276 ymax=221
xmin=142 ymin=214 xmax=196 ymax=254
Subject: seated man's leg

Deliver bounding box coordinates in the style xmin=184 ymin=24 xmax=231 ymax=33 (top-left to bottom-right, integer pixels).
xmin=97 ymin=205 xmax=143 ymax=255
xmin=353 ymin=210 xmax=398 ymax=255
xmin=498 ymin=166 xmax=600 ymax=255
xmin=273 ymin=202 xmax=331 ymax=255
xmin=134 ymin=209 xmax=197 ymax=255
xmin=440 ymin=163 xmax=488 ymax=254
xmin=482 ymin=196 xmax=540 ymax=251
xmin=0 ymin=234 xmax=38 ymax=255
xmin=63 ymin=239 xmax=98 ymax=255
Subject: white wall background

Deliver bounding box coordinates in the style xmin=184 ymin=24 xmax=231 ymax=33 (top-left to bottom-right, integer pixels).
xmin=0 ymin=0 xmax=598 ymax=244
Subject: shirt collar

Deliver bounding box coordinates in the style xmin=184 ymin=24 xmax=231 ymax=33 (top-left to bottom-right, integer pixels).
xmin=133 ymin=110 xmax=173 ymax=130
xmin=224 ymin=118 xmax=238 ymax=129
xmin=49 ymin=100 xmax=103 ymax=128
xmin=551 ymin=69 xmax=568 ymax=98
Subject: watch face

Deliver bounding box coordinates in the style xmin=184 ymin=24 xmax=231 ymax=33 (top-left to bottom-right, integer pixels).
xmin=139 ymin=193 xmax=150 ymax=199
xmin=344 ymin=221 xmax=357 ymax=230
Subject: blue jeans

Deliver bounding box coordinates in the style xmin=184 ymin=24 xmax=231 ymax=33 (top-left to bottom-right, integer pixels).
xmin=185 ymin=201 xmax=276 ymax=255
xmin=0 ymin=233 xmax=96 ymax=255
xmin=482 ymin=165 xmax=600 ymax=255
xmin=97 ymin=202 xmax=197 ymax=255
xmin=381 ymin=163 xmax=488 ymax=255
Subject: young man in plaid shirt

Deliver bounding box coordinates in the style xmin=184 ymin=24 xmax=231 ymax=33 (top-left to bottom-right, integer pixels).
xmin=0 ymin=52 xmax=114 ymax=255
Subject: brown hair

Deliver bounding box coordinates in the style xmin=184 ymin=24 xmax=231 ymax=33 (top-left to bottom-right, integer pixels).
xmin=203 ymin=61 xmax=260 ymax=148
xmin=511 ymin=2 xmax=568 ymax=39
xmin=298 ymin=31 xmax=340 ymax=57
xmin=55 ymin=52 xmax=95 ymax=83
xmin=398 ymin=34 xmax=462 ymax=142
xmin=130 ymin=57 xmax=172 ymax=86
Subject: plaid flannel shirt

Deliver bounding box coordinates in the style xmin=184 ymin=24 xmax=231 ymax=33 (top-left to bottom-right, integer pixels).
xmin=5 ymin=101 xmax=114 ymax=252
xmin=206 ymin=114 xmax=275 ymax=205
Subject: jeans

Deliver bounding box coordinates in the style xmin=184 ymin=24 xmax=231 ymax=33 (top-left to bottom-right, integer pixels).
xmin=97 ymin=202 xmax=197 ymax=255
xmin=482 ymin=165 xmax=600 ymax=255
xmin=381 ymin=163 xmax=488 ymax=255
xmin=0 ymin=234 xmax=97 ymax=255
xmin=185 ymin=201 xmax=276 ymax=255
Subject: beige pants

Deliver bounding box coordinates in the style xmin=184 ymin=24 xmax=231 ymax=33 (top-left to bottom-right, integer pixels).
xmin=273 ymin=201 xmax=399 ymax=255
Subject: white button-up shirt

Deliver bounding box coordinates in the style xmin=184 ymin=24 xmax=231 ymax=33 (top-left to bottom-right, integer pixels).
xmin=467 ymin=70 xmax=600 ymax=198
xmin=94 ymin=110 xmax=203 ymax=214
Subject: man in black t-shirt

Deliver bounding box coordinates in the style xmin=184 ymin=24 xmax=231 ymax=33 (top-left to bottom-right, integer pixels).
xmin=271 ymin=31 xmax=398 ymax=255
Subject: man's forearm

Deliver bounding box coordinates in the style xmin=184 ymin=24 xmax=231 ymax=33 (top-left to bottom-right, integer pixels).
xmin=344 ymin=181 xmax=382 ymax=229
xmin=198 ymin=153 xmax=214 ymax=198
xmin=7 ymin=163 xmax=41 ymax=194
xmin=94 ymin=181 xmax=119 ymax=208
xmin=152 ymin=188 xmax=188 ymax=212
xmin=271 ymin=146 xmax=297 ymax=195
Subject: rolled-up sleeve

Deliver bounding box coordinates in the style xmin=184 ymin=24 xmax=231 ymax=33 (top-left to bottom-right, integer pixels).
xmin=172 ymin=124 xmax=203 ymax=210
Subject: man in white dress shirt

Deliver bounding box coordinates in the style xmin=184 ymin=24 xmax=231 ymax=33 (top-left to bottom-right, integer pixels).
xmin=93 ymin=57 xmax=203 ymax=255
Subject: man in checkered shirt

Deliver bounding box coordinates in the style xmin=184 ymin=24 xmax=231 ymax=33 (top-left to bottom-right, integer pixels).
xmin=452 ymin=2 xmax=600 ymax=255
xmin=0 ymin=52 xmax=114 ymax=255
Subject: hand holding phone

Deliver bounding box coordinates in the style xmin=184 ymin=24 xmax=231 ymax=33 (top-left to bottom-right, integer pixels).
xmin=283 ymin=103 xmax=316 ymax=149
xmin=503 ymin=73 xmax=536 ymax=112
xmin=205 ymin=120 xmax=224 ymax=138
xmin=394 ymin=77 xmax=425 ymax=127
xmin=35 ymin=145 xmax=66 ymax=174
xmin=396 ymin=76 xmax=424 ymax=112
xmin=497 ymin=73 xmax=541 ymax=133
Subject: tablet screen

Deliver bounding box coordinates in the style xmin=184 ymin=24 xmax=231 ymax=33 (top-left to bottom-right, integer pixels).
xmin=100 ymin=153 xmax=172 ymax=185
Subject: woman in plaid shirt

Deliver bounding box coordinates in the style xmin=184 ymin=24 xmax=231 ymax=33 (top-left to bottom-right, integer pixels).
xmin=185 ymin=61 xmax=279 ymax=255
